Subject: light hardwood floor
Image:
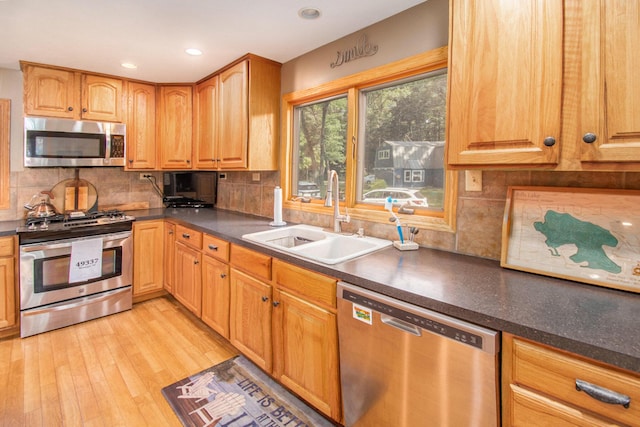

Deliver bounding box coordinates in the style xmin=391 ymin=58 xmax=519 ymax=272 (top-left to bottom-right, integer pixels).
xmin=0 ymin=296 xmax=238 ymax=426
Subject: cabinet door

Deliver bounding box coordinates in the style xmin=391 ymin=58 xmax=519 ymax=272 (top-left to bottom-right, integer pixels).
xmin=81 ymin=74 xmax=124 ymax=122
xmin=272 ymin=288 xmax=341 ymax=421
xmin=158 ymin=85 xmax=193 ymax=169
xmin=23 ymin=65 xmax=78 ymax=119
xmin=164 ymin=222 xmax=175 ymax=293
xmin=132 ymin=221 xmax=164 ymax=296
xmin=174 ymin=242 xmax=202 ymax=316
xmin=218 ymin=61 xmax=248 ymax=169
xmin=126 ymin=81 xmax=157 ymax=169
xmin=201 ymin=255 xmax=230 ymax=338
xmin=229 ymin=268 xmax=272 ymax=371
xmin=194 ymin=76 xmax=219 ymax=169
xmin=447 ymin=0 xmax=562 ymax=167
xmin=0 ymin=236 xmax=16 ymax=330
xmin=579 ymin=0 xmax=640 ymax=163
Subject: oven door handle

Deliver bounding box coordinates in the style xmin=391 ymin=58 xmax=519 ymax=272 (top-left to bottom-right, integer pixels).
xmin=20 ymin=232 xmax=131 ymax=253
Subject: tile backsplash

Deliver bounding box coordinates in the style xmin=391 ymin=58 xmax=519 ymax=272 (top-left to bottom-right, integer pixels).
xmin=6 ymin=166 xmax=640 ymax=261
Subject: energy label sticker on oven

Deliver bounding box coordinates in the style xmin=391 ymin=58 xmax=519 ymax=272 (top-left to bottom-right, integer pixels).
xmin=352 ymin=304 xmax=372 ymax=325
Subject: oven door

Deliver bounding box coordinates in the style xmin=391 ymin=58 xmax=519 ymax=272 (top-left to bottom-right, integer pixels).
xmin=19 ymin=231 xmax=132 ymax=310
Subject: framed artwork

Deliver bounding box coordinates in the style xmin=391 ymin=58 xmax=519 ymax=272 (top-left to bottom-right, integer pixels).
xmin=501 ymin=186 xmax=640 ymax=293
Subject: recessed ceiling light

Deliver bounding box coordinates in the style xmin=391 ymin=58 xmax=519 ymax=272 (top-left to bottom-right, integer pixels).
xmin=298 ymin=7 xmax=321 ymax=20
xmin=121 ymin=62 xmax=137 ymax=69
xmin=185 ymin=48 xmax=203 ymax=56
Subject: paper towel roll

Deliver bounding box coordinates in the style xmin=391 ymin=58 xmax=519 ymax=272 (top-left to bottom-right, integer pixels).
xmin=270 ymin=186 xmax=286 ymax=227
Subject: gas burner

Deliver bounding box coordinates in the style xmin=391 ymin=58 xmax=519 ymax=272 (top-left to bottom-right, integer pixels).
xmin=18 ymin=209 xmax=135 ymax=244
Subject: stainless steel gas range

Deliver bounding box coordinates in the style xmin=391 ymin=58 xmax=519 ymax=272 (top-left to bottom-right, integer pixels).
xmin=17 ymin=210 xmax=135 ymax=337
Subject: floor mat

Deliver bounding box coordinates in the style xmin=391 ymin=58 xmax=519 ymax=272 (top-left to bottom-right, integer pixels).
xmin=162 ymin=355 xmax=334 ymax=427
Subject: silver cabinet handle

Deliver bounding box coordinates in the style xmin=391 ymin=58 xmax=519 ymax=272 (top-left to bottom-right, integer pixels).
xmin=182 ymin=233 xmax=190 ymax=239
xmin=575 ymin=379 xmax=631 ymax=409
xmin=208 ymin=244 xmax=218 ymax=251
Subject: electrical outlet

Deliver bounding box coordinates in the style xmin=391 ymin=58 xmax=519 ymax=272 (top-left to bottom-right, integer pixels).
xmin=219 ymin=173 xmax=227 ymax=180
xmin=139 ymin=173 xmax=148 ymax=180
xmin=252 ymin=172 xmax=261 ymax=182
xmin=465 ymin=170 xmax=482 ymax=192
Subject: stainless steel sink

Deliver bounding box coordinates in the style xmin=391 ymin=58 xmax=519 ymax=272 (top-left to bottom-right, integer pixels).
xmin=242 ymin=224 xmax=392 ymax=265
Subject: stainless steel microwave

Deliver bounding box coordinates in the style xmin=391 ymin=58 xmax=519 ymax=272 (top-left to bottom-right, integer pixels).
xmin=24 ymin=117 xmax=126 ymax=167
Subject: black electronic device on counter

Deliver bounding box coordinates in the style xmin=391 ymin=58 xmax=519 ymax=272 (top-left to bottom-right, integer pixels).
xmin=163 ymin=172 xmax=217 ymax=208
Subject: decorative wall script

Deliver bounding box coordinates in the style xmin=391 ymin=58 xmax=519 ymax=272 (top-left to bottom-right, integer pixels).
xmin=330 ymin=34 xmax=378 ymax=68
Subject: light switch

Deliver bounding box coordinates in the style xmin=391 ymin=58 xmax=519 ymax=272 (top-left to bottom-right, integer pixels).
xmin=465 ymin=170 xmax=482 ymax=192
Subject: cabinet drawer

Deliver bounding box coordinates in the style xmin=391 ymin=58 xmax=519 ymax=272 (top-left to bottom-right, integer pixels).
xmin=176 ymin=225 xmax=202 ymax=250
xmin=272 ymin=259 xmax=336 ymax=308
xmin=203 ymin=234 xmax=229 ymax=262
xmin=511 ymin=337 xmax=640 ymax=426
xmin=230 ymin=244 xmax=271 ymax=281
xmin=0 ymin=237 xmax=14 ymax=257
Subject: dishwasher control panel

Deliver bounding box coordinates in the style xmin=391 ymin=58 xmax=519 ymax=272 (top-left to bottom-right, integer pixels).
xmin=342 ymin=288 xmax=496 ymax=351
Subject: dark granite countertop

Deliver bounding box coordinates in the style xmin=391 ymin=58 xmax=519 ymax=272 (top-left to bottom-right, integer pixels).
xmin=7 ymin=207 xmax=640 ymax=373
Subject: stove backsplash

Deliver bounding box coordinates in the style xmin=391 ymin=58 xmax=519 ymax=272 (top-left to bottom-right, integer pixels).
xmin=2 ymin=168 xmax=165 ymax=221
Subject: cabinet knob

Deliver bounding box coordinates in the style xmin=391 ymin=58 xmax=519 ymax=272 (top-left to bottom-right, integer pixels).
xmin=182 ymin=233 xmax=190 ymax=239
xmin=168 ymin=230 xmax=174 ymax=235
xmin=82 ymin=107 xmax=87 ymax=113
xmin=583 ymin=133 xmax=597 ymax=144
xmin=194 ymin=260 xmax=199 ymax=265
xmin=220 ymin=273 xmax=227 ymax=278
xmin=128 ymin=159 xmax=133 ymax=164
xmin=208 ymin=244 xmax=218 ymax=251
xmin=273 ymin=301 xmax=280 ymax=307
xmin=261 ymin=296 xmax=269 ymax=302
xmin=67 ymin=106 xmax=73 ymax=111
xmin=543 ymin=136 xmax=556 ymax=147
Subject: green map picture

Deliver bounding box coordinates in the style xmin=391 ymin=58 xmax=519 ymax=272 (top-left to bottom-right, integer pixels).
xmin=503 ymin=188 xmax=640 ymax=292
xmin=533 ymin=211 xmax=621 ymax=274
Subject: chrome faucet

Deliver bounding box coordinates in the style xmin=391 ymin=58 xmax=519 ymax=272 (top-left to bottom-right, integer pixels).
xmin=324 ymin=169 xmax=350 ymax=233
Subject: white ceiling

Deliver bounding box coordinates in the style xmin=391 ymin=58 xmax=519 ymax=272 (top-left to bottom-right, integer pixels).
xmin=0 ymin=0 xmax=425 ymax=83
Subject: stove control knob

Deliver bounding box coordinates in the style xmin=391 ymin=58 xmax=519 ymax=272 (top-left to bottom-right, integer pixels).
xmin=40 ymin=221 xmax=49 ymax=230
xmin=28 ymin=223 xmax=36 ymax=231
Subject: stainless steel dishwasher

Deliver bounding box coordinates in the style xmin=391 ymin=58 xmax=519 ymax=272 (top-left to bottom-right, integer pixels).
xmin=337 ymin=282 xmax=500 ymax=427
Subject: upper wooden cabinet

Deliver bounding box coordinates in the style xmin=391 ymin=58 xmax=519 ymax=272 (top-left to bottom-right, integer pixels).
xmin=22 ymin=62 xmax=125 ymax=122
xmin=194 ymin=75 xmax=219 ymax=169
xmin=446 ymin=0 xmax=563 ymax=168
xmin=447 ymin=0 xmax=640 ymax=171
xmin=126 ymin=81 xmax=157 ymax=170
xmin=157 ymin=85 xmax=193 ymax=169
xmin=195 ymin=55 xmax=281 ymax=171
xmin=578 ymin=0 xmax=640 ymax=166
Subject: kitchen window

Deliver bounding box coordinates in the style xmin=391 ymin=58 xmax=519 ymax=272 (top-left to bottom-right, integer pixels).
xmin=281 ymin=47 xmax=457 ymax=231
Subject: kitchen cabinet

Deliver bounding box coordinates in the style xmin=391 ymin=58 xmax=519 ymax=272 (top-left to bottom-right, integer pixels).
xmin=446 ymin=0 xmax=562 ymax=168
xmin=132 ymin=220 xmax=164 ymax=300
xmin=502 ymin=333 xmax=640 ymax=426
xmin=126 ymin=81 xmax=157 ymax=170
xmin=229 ymin=245 xmax=273 ymax=372
xmin=201 ymin=234 xmax=230 ymax=338
xmin=163 ymin=221 xmax=176 ymax=293
xmin=174 ymin=224 xmax=202 ymax=315
xmin=22 ymin=62 xmax=125 ymax=122
xmin=193 ymin=75 xmax=219 ymax=169
xmin=0 ymin=99 xmax=9 ymax=210
xmin=447 ymin=0 xmax=640 ymax=171
xmin=577 ymin=0 xmax=640 ymax=166
xmin=215 ymin=55 xmax=281 ymax=170
xmin=272 ymin=259 xmax=341 ymax=422
xmin=0 ymin=236 xmax=16 ymax=331
xmin=157 ymin=85 xmax=193 ymax=169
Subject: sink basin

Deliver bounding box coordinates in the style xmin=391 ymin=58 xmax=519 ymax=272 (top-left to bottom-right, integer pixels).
xmin=242 ymin=224 xmax=392 ymax=265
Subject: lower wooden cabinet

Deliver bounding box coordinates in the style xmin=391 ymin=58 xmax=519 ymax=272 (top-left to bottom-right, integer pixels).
xmin=174 ymin=241 xmax=202 ymax=316
xmin=201 ymin=254 xmax=230 ymax=338
xmin=0 ymin=236 xmax=16 ymax=331
xmin=132 ymin=220 xmax=164 ymax=299
xmin=502 ymin=333 xmax=640 ymax=426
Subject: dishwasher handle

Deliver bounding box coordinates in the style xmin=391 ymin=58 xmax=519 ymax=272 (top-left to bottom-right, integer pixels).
xmin=381 ymin=314 xmax=422 ymax=337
